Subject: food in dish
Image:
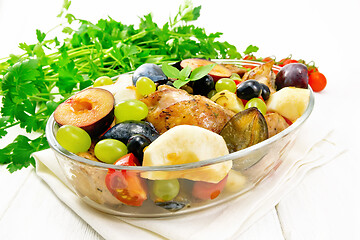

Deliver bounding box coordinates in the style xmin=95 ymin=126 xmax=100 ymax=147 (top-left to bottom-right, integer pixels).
xmin=51 ymin=59 xmax=311 ymax=212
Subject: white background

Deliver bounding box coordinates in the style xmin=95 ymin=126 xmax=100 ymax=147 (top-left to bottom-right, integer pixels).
xmin=1 ymin=0 xmax=360 ymax=239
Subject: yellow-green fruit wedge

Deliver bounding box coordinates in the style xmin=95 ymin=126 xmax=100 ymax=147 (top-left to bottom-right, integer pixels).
xmin=267 ymin=87 xmax=310 ymax=122
xmin=141 ymin=125 xmax=232 ymax=183
xmin=211 ymin=90 xmax=244 ymax=113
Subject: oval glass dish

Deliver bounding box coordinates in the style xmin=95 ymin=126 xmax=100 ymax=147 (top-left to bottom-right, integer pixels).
xmin=45 ymin=59 xmax=314 ymax=217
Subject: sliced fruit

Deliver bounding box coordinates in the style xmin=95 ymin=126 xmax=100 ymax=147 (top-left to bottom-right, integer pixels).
xmin=54 ymin=88 xmax=115 ymax=137
xmin=210 ymin=90 xmax=244 ymax=113
xmin=180 ymin=58 xmax=232 ymax=81
xmin=266 ymin=87 xmax=310 ymax=122
xmin=105 ymin=153 xmax=147 ymax=206
xmin=220 ymin=108 xmax=268 ymax=153
xmin=224 ymin=170 xmax=247 ymax=193
xmin=98 ymin=74 xmax=141 ymax=104
xmin=192 ymin=175 xmax=228 ymax=200
xmin=141 ymin=125 xmax=232 ymax=183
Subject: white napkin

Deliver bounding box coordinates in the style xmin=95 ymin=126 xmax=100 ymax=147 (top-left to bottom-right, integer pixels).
xmin=33 ymin=122 xmax=345 ymax=240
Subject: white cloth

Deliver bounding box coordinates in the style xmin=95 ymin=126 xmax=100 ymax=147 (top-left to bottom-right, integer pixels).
xmin=33 ymin=121 xmax=345 ymax=240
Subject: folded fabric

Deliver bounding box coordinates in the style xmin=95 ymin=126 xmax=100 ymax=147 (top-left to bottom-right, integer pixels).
xmin=33 ymin=123 xmax=345 ymax=240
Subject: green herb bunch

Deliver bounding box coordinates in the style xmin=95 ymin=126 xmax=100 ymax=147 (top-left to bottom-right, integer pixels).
xmin=0 ymin=0 xmax=243 ymax=172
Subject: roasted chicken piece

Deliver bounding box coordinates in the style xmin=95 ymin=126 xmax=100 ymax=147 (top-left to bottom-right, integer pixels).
xmin=264 ymin=112 xmax=290 ymax=138
xmin=242 ymin=61 xmax=277 ymax=93
xmin=141 ymin=85 xmax=235 ymax=134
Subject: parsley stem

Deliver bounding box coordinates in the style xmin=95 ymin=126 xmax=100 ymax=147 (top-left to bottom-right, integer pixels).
xmin=0 ymin=121 xmax=20 ymax=130
xmin=30 ymin=96 xmax=50 ymax=101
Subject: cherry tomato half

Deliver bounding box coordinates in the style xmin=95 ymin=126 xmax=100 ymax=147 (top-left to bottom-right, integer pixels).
xmin=105 ymin=153 xmax=147 ymax=206
xmin=192 ymin=175 xmax=228 ymax=200
xmin=308 ymin=71 xmax=327 ymax=92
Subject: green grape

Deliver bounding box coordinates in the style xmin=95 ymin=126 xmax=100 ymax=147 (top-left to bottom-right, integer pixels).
xmin=94 ymin=139 xmax=128 ymax=164
xmin=245 ymin=98 xmax=267 ymax=115
xmin=136 ymin=77 xmax=156 ymax=96
xmin=230 ymin=73 xmax=241 ymax=81
xmin=93 ymin=76 xmax=113 ymax=87
xmin=207 ymin=89 xmax=217 ymax=99
xmin=215 ymin=78 xmax=237 ymax=93
xmin=152 ymin=179 xmax=180 ymax=201
xmin=56 ymin=125 xmax=91 ymax=154
xmin=114 ymin=99 xmax=148 ymax=123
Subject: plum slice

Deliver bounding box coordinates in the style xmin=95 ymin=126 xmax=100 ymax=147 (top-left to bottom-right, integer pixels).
xmin=54 ymin=88 xmax=115 ymax=138
xmin=180 ymin=58 xmax=232 ymax=81
xmin=220 ymin=107 xmax=268 ymax=153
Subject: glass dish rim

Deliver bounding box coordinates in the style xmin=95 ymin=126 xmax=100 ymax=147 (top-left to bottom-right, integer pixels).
xmin=45 ymin=59 xmax=315 ymax=171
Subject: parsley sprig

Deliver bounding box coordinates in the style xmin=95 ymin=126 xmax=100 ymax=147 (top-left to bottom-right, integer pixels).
xmin=161 ymin=63 xmax=215 ymax=89
xmin=0 ymin=0 xmax=243 ymax=172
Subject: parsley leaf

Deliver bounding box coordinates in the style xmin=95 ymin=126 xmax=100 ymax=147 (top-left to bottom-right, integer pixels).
xmin=243 ymin=45 xmax=259 ymax=55
xmin=0 ymin=0 xmax=243 ymax=172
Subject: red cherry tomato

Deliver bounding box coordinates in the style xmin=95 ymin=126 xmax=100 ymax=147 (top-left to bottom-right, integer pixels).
xmin=262 ymin=57 xmax=273 ymax=62
xmin=308 ymin=71 xmax=327 ymax=92
xmin=278 ymin=58 xmax=298 ymax=67
xmin=278 ymin=58 xmax=288 ymax=67
xmin=241 ymin=99 xmax=248 ymax=106
xmin=105 ymin=153 xmax=147 ymax=206
xmin=307 ymin=66 xmax=319 ymax=75
xmin=283 ymin=59 xmax=298 ymax=65
xmin=233 ymin=79 xmax=242 ymax=86
xmin=243 ymin=55 xmax=256 ymax=60
xmin=192 ymin=175 xmax=228 ymax=200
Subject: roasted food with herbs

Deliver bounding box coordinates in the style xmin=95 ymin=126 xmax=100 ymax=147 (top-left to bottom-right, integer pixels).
xmin=51 ymin=58 xmax=311 ymax=210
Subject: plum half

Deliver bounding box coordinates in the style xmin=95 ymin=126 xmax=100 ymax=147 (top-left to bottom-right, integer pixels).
xmin=54 ymin=88 xmax=115 ymax=138
xmin=220 ymin=107 xmax=268 ymax=153
xmin=180 ymin=58 xmax=232 ymax=81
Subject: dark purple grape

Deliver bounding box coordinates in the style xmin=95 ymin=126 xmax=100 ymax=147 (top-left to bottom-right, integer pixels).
xmin=127 ymin=134 xmax=151 ymax=163
xmin=260 ymin=84 xmax=270 ymax=101
xmin=275 ymin=63 xmax=308 ymax=90
xmin=102 ymin=121 xmax=159 ymax=144
xmin=132 ymin=63 xmax=168 ymax=86
xmin=236 ymin=80 xmax=262 ymax=100
xmin=191 ymin=75 xmax=214 ymax=96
